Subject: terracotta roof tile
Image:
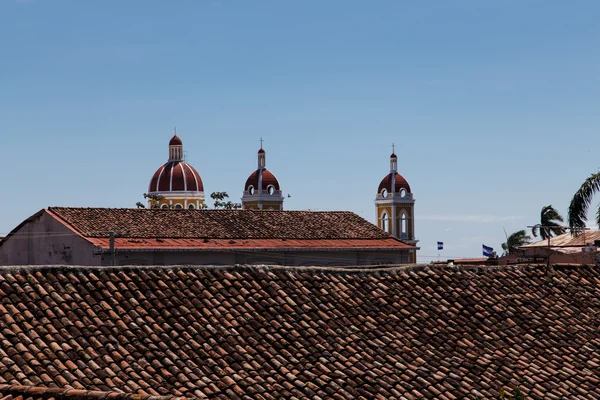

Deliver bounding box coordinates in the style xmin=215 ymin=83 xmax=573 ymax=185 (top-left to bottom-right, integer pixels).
xmin=45 ymin=208 xmax=402 ymax=243
xmin=0 ymin=264 xmax=600 ymax=397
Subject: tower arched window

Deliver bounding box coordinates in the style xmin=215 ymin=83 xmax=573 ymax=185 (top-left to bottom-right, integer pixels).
xmin=381 ymin=211 xmax=389 ymax=233
xmin=401 ymin=212 xmax=408 ymax=238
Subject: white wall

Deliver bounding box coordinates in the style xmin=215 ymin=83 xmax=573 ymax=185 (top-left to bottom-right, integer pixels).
xmin=0 ymin=211 xmax=101 ymax=265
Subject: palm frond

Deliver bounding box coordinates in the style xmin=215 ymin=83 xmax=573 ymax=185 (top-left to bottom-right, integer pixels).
xmin=504 ymin=230 xmax=532 ymax=255
xmin=541 ymin=205 xmax=564 ymax=221
xmin=531 ymin=224 xmax=539 ymax=238
xmin=568 ymin=173 xmax=600 ymax=231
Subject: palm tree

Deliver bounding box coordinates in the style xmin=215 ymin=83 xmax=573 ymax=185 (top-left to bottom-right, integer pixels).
xmin=568 ymin=172 xmax=600 ymax=231
xmin=501 ymin=230 xmax=532 ymax=256
xmin=531 ymin=205 xmax=566 ymax=239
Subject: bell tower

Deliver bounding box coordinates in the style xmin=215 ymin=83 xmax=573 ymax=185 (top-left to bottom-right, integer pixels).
xmin=375 ymin=145 xmax=417 ymax=260
xmin=242 ymin=139 xmax=284 ymax=211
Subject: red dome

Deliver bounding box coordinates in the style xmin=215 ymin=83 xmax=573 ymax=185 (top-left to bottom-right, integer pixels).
xmin=149 ymin=161 xmax=204 ymax=193
xmin=378 ymin=172 xmax=411 ymax=194
xmin=245 ymin=168 xmax=280 ymax=192
xmin=169 ymin=135 xmax=183 ymax=146
xmin=258 ymin=148 xmax=265 ymax=154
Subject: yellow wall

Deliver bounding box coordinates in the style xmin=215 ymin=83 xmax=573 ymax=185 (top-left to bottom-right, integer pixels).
xmin=149 ymin=197 xmax=205 ymax=209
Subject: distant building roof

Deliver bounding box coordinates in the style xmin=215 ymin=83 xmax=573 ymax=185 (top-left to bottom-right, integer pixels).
xmin=431 ymin=257 xmax=491 ymax=266
xmin=1 ymin=264 xmax=600 ymax=398
xmin=0 ymin=208 xmax=415 ymax=252
xmin=522 ymin=230 xmax=600 ymax=248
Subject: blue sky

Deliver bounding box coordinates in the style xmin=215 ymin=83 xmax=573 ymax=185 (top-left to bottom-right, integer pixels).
xmin=1 ymin=0 xmax=600 ymax=261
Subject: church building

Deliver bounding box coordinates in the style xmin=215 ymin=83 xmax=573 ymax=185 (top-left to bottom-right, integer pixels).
xmin=375 ymin=148 xmax=418 ymax=262
xmin=241 ymin=143 xmax=284 ymax=210
xmin=147 ymin=131 xmax=205 ymax=209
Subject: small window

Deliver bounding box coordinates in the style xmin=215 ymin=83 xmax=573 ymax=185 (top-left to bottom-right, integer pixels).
xmin=400 ymin=188 xmax=407 ymax=197
xmin=381 ymin=188 xmax=388 ymax=198
xmin=188 ymin=203 xmax=195 ymax=209
xmin=248 ymin=185 xmax=255 ymax=195
xmin=381 ymin=212 xmax=389 ymax=233
xmin=401 ymin=212 xmax=408 ymax=237
xmin=175 ymin=204 xmax=183 ymax=209
xmin=161 ymin=204 xmax=169 ymax=209
xmin=267 ymin=185 xmax=275 ymax=195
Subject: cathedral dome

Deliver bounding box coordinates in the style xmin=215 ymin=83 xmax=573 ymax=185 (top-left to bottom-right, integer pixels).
xmin=148 ymin=133 xmax=205 ymax=196
xmin=378 ymin=173 xmax=411 ymax=195
xmin=245 ymin=169 xmax=280 ymax=193
xmin=149 ymin=161 xmax=204 ymax=193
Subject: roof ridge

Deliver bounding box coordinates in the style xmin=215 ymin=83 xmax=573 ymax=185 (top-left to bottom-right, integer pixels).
xmin=0 ymin=263 xmax=578 ymax=277
xmin=0 ymin=384 xmax=190 ymax=400
xmin=48 ymin=207 xmax=357 ymax=213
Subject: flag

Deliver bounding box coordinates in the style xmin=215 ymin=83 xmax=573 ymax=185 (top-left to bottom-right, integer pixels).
xmin=437 ymin=241 xmax=443 ymax=250
xmin=482 ymin=244 xmax=494 ymax=257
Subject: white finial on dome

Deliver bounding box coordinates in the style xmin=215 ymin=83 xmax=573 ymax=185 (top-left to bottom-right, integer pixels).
xmin=258 ymin=139 xmax=266 ymax=169
xmin=390 ymin=145 xmax=398 ymax=173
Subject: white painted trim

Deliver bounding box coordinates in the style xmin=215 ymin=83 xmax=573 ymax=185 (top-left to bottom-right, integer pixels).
xmin=169 ymin=162 xmax=174 ymax=191
xmin=180 ymin=163 xmax=187 ymax=191
xmin=155 ymin=164 xmax=167 ymax=192
xmin=147 ymin=191 xmax=205 ymax=197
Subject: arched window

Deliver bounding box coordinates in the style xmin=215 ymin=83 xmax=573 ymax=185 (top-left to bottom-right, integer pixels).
xmin=248 ymin=185 xmax=255 ymax=195
xmin=161 ymin=204 xmax=169 ymax=209
xmin=381 ymin=211 xmax=389 ymax=233
xmin=401 ymin=212 xmax=408 ymax=238
xmin=188 ymin=203 xmax=195 ymax=209
xmin=175 ymin=204 xmax=183 ymax=209
xmin=267 ymin=185 xmax=275 ymax=195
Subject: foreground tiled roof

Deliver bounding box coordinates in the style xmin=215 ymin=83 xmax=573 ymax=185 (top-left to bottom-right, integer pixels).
xmin=0 ymin=384 xmax=184 ymax=400
xmin=2 ymin=264 xmax=600 ymax=399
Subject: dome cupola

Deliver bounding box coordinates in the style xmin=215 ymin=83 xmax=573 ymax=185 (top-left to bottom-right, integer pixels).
xmin=241 ymin=139 xmax=284 ymax=211
xmin=147 ymin=129 xmax=205 ymax=209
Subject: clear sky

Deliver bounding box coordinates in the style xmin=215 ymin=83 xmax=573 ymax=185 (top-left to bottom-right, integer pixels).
xmin=1 ymin=0 xmax=600 ymax=262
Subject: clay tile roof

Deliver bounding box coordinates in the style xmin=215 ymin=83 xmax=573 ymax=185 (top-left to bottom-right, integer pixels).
xmin=0 ymin=385 xmax=186 ymax=400
xmin=46 ymin=207 xmax=391 ymax=240
xmin=1 ymin=264 xmax=600 ymax=398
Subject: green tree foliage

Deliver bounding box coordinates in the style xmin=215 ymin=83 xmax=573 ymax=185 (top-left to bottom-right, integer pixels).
xmin=501 ymin=230 xmax=532 ymax=256
xmin=137 ymin=193 xmax=167 ymax=209
xmin=210 ymin=191 xmax=242 ymax=210
xmin=568 ymin=172 xmax=600 ymax=231
xmin=531 ymin=205 xmax=566 ymax=239
xmin=136 ymin=192 xmax=240 ymax=210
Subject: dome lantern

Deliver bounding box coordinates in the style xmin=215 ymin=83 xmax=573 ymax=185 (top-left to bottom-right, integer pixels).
xmin=169 ymin=128 xmax=183 ymax=161
xmin=147 ymin=130 xmax=205 ymax=209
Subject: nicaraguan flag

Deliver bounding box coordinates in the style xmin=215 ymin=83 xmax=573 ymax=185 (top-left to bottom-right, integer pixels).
xmin=437 ymin=242 xmax=443 ymax=250
xmin=482 ymin=244 xmax=494 ymax=257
